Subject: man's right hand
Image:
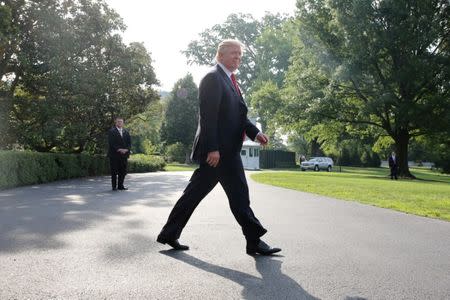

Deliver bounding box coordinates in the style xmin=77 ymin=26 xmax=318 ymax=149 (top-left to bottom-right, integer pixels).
xmin=206 ymin=151 xmax=220 ymax=168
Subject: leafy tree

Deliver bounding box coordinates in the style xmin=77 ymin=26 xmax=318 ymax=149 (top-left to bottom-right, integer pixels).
xmin=184 ymin=13 xmax=292 ymax=94
xmin=1 ymin=0 xmax=159 ymax=153
xmin=165 ymin=142 xmax=186 ymax=163
xmin=160 ymin=74 xmax=199 ymax=163
xmin=250 ymin=80 xmax=280 ymax=135
xmin=409 ymin=134 xmax=450 ymax=173
xmin=282 ymin=0 xmax=450 ymax=177
xmin=127 ymin=99 xmax=165 ymax=155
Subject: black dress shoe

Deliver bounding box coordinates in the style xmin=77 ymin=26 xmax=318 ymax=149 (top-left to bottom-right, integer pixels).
xmin=118 ymin=186 xmax=128 ymax=190
xmin=112 ymin=187 xmax=117 ymax=191
xmin=246 ymin=240 xmax=281 ymax=255
xmin=157 ymin=236 xmax=189 ymax=250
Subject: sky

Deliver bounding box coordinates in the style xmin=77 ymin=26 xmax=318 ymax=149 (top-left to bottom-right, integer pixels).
xmin=105 ymin=0 xmax=297 ymax=91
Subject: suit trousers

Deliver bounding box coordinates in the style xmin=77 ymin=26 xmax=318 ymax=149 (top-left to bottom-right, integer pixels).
xmin=159 ymin=154 xmax=267 ymax=241
xmin=390 ymin=166 xmax=398 ymax=180
xmin=110 ymin=156 xmax=128 ymax=188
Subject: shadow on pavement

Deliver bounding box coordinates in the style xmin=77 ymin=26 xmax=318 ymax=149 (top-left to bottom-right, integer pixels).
xmin=160 ymin=250 xmax=320 ymax=300
xmin=0 ymin=172 xmax=190 ymax=253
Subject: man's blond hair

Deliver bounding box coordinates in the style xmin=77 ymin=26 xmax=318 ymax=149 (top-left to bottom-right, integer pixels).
xmin=215 ymin=39 xmax=245 ymax=61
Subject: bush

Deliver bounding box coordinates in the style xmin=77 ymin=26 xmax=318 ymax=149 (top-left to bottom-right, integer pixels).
xmin=128 ymin=154 xmax=166 ymax=173
xmin=0 ymin=151 xmax=166 ymax=190
xmin=165 ymin=142 xmax=187 ymax=163
xmin=0 ymin=151 xmax=109 ymax=189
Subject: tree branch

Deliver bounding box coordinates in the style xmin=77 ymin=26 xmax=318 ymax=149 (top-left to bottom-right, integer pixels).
xmin=315 ymin=112 xmax=384 ymax=129
xmin=349 ymin=78 xmax=370 ymax=103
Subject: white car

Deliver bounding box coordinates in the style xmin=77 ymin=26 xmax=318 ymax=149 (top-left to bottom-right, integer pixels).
xmin=301 ymin=157 xmax=334 ymax=172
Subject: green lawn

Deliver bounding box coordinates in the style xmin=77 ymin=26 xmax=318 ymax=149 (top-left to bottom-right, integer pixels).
xmin=164 ymin=163 xmax=197 ymax=171
xmin=251 ymin=167 xmax=450 ymax=221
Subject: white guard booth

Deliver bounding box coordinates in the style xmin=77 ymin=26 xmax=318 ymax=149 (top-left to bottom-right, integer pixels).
xmin=240 ymin=140 xmax=261 ymax=170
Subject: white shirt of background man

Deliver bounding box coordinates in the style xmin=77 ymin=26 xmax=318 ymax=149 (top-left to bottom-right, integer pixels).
xmin=116 ymin=127 xmax=123 ymax=137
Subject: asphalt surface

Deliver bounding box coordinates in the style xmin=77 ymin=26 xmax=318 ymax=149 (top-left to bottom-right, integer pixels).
xmin=0 ymin=171 xmax=449 ymax=299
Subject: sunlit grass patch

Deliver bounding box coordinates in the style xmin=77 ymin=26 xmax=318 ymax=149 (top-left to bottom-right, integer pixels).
xmin=251 ymin=167 xmax=450 ymax=221
xmin=164 ymin=163 xmax=197 ymax=171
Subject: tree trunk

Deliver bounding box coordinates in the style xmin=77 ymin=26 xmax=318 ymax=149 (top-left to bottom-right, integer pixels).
xmin=394 ymin=129 xmax=415 ymax=178
xmin=310 ymin=138 xmax=323 ymax=157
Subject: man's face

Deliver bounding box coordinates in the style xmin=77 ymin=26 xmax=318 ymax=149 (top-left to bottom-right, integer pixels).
xmin=115 ymin=119 xmax=124 ymax=128
xmin=219 ymin=45 xmax=242 ymax=72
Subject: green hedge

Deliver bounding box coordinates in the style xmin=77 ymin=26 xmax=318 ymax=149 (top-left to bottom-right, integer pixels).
xmin=128 ymin=154 xmax=166 ymax=173
xmin=0 ymin=151 xmax=165 ymax=189
xmin=0 ymin=151 xmax=109 ymax=189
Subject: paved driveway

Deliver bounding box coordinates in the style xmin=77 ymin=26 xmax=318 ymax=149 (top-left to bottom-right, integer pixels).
xmin=1 ymin=171 xmax=449 ymax=299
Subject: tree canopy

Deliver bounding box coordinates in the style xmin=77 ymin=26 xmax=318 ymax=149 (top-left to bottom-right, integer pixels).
xmin=0 ymin=0 xmax=159 ymax=153
xmin=183 ymin=13 xmax=293 ymax=95
xmin=160 ymin=74 xmax=199 ymax=162
xmin=280 ymin=0 xmax=450 ymax=176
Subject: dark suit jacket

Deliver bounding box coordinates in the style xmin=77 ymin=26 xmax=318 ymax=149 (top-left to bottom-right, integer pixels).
xmin=107 ymin=127 xmax=131 ymax=159
xmin=388 ymin=155 xmax=397 ymax=168
xmin=191 ymin=64 xmax=260 ymax=163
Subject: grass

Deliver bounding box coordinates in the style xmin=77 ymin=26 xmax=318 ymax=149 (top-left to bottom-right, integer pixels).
xmin=251 ymin=166 xmax=450 ymax=222
xmin=164 ymin=163 xmax=197 ymax=171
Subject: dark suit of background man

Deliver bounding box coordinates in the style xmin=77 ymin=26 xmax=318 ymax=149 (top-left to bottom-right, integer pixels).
xmin=157 ymin=39 xmax=281 ymax=255
xmin=108 ymin=117 xmax=131 ymax=190
xmin=388 ymin=151 xmax=398 ymax=180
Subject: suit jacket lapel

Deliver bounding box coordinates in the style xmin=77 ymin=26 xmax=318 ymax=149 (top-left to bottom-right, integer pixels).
xmin=216 ymin=65 xmax=241 ymax=98
xmin=115 ymin=127 xmax=124 ymax=140
xmin=216 ymin=65 xmax=248 ymax=111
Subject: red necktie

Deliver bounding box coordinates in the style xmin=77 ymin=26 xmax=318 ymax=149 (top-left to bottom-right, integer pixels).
xmin=230 ymin=73 xmax=241 ymax=95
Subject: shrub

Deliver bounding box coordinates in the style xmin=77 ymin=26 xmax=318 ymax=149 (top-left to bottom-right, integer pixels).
xmin=128 ymin=154 xmax=166 ymax=173
xmin=0 ymin=151 xmax=166 ymax=190
xmin=165 ymin=142 xmax=187 ymax=163
xmin=0 ymin=151 xmax=109 ymax=189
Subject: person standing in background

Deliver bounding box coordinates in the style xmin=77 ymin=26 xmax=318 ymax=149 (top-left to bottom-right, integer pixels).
xmin=108 ymin=117 xmax=131 ymax=190
xmin=388 ymin=151 xmax=398 ymax=180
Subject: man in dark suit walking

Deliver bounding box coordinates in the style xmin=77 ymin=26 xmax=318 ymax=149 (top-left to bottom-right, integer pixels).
xmin=108 ymin=117 xmax=131 ymax=190
xmin=388 ymin=151 xmax=398 ymax=180
xmin=157 ymin=40 xmax=281 ymax=255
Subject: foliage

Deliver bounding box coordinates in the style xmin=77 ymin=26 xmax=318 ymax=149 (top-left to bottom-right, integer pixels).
xmin=0 ymin=150 xmax=109 ymax=189
xmin=249 ymin=80 xmax=281 ymax=135
xmin=252 ymin=167 xmax=450 ymax=221
xmin=184 ymin=13 xmax=291 ymax=92
xmin=0 ymin=150 xmax=165 ymax=189
xmin=128 ymin=154 xmax=166 ymax=173
xmin=281 ymin=0 xmax=450 ymax=177
xmin=160 ymin=74 xmax=198 ymax=161
xmin=127 ymin=99 xmax=165 ymax=155
xmin=165 ymin=142 xmax=187 ymax=163
xmin=409 ymin=134 xmax=450 ymax=173
xmin=1 ymin=0 xmax=159 ymax=153
xmin=287 ymin=135 xmax=310 ymax=160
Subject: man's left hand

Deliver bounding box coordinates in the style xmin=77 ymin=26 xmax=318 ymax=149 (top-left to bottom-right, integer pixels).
xmin=256 ymin=132 xmax=269 ymax=146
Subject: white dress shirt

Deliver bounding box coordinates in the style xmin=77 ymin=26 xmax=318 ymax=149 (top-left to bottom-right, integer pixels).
xmin=116 ymin=127 xmax=123 ymax=137
xmin=218 ymin=62 xmax=234 ymax=80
